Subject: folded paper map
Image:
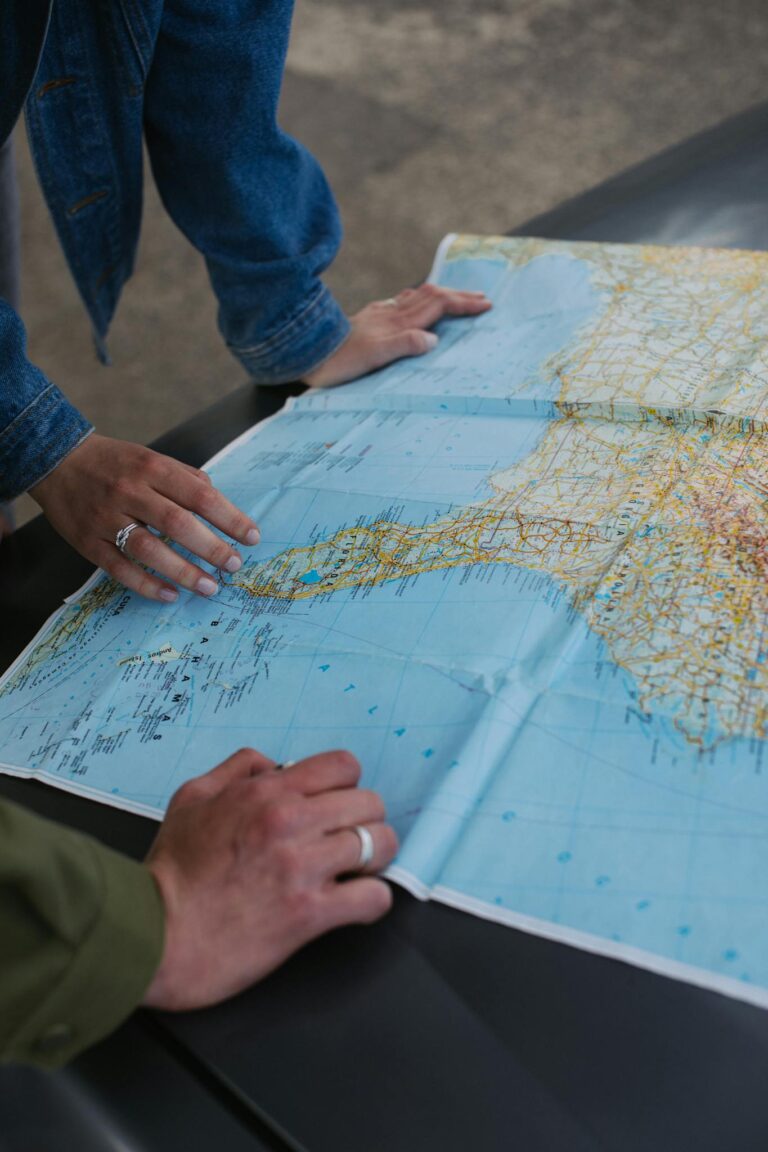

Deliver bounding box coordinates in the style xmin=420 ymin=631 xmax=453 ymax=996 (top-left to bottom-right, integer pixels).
xmin=4 ymin=233 xmax=768 ymax=1007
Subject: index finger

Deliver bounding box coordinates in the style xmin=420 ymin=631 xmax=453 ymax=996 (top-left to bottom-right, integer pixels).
xmin=170 ymin=747 xmax=276 ymax=807
xmin=278 ymin=749 xmax=362 ymax=796
xmin=398 ymin=286 xmax=492 ymax=328
xmin=159 ymin=469 xmax=260 ymax=547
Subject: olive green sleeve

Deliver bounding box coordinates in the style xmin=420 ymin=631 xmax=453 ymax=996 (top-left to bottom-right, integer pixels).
xmin=0 ymin=798 xmax=165 ymax=1068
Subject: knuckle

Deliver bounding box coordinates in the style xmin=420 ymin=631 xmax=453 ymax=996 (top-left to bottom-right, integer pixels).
xmin=232 ymin=746 xmax=258 ymax=767
xmin=406 ymin=330 xmax=427 ymax=354
xmin=173 ymin=557 xmax=200 ymax=587
xmin=380 ymin=825 xmax=399 ymax=861
xmin=262 ymin=797 xmax=300 ymax=839
xmin=361 ymin=790 xmax=386 ymax=822
xmin=111 ymin=475 xmax=135 ymax=503
xmin=128 ymin=530 xmax=153 ymax=561
xmin=143 ymin=451 xmax=166 ymax=481
xmin=420 ymin=283 xmax=440 ymax=300
xmin=333 ymin=749 xmax=361 ymax=783
xmin=94 ymin=541 xmax=117 ymax=567
xmin=362 ymin=881 xmax=393 ymax=922
xmin=192 ymin=483 xmax=219 ymax=520
xmin=212 ymin=538 xmax=235 ymax=567
xmin=137 ymin=574 xmax=161 ymax=600
xmin=163 ymin=505 xmax=193 ymax=538
xmin=173 ymin=777 xmax=204 ymax=806
xmin=375 ymin=882 xmax=394 ymax=915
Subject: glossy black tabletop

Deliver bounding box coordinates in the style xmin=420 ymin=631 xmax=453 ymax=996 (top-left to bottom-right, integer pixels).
xmin=4 ymin=102 xmax=768 ymax=1152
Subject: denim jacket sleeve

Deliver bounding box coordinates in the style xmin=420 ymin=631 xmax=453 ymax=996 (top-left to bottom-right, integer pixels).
xmin=143 ymin=0 xmax=351 ymax=385
xmin=0 ymin=300 xmax=92 ymax=502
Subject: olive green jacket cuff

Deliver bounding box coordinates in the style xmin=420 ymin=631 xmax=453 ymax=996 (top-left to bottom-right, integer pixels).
xmin=0 ymin=799 xmax=165 ymax=1068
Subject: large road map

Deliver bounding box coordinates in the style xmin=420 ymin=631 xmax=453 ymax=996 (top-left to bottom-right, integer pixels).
xmin=4 ymin=234 xmax=768 ymax=1006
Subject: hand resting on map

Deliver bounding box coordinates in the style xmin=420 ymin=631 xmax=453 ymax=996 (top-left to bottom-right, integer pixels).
xmin=302 ymin=283 xmax=492 ymax=388
xmin=30 ymin=433 xmax=260 ymax=603
xmin=142 ymin=747 xmax=397 ymax=1010
xmin=30 ymin=284 xmax=490 ymax=601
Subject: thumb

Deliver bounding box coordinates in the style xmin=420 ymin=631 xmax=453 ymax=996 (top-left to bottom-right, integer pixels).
xmin=372 ymin=328 xmax=438 ymax=371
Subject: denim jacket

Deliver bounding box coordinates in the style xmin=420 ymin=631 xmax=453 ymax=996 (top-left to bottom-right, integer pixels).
xmin=0 ymin=0 xmax=349 ymax=501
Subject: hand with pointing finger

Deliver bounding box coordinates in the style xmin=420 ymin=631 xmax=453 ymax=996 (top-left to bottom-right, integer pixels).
xmin=30 ymin=433 xmax=259 ymax=604
xmin=302 ymin=283 xmax=492 ymax=388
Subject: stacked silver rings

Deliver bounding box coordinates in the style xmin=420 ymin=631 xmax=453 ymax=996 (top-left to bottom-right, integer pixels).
xmin=115 ymin=522 xmax=141 ymax=554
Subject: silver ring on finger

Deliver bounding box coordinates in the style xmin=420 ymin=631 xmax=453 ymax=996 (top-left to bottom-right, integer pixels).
xmin=115 ymin=522 xmax=142 ymax=554
xmin=351 ymin=824 xmax=375 ymax=870
xmin=273 ymin=760 xmax=296 ymax=773
xmin=383 ymin=297 xmax=398 ymax=307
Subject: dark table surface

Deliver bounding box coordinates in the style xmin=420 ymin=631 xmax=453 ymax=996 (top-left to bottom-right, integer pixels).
xmin=4 ymin=103 xmax=768 ymax=1152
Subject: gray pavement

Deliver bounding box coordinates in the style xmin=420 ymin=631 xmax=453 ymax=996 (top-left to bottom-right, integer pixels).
xmin=13 ymin=0 xmax=768 ymax=521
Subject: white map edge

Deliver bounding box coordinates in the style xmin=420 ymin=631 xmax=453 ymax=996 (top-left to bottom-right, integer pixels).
xmin=388 ymin=866 xmax=768 ymax=1011
xmin=3 ymin=232 xmax=767 ymax=1012
xmin=428 ymin=231 xmax=458 ymax=283
xmin=0 ymin=396 xmax=300 ymax=805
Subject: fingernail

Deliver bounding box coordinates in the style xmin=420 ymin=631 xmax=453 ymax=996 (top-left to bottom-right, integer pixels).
xmin=245 ymin=528 xmax=260 ymax=546
xmin=196 ymin=576 xmax=219 ymax=597
xmin=159 ymin=588 xmax=178 ymax=603
xmin=224 ymin=553 xmax=243 ymax=573
xmin=423 ymin=332 xmax=439 ymax=350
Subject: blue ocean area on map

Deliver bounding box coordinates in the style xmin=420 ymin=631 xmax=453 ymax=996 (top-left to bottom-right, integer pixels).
xmin=4 ymin=233 xmax=768 ymax=1008
xmin=328 ymin=251 xmax=603 ymax=414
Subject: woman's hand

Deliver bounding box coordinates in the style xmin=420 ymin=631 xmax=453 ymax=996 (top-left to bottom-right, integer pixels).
xmin=30 ymin=284 xmax=490 ymax=599
xmin=301 ymin=283 xmax=492 ymax=388
xmin=31 ymin=434 xmax=260 ymax=603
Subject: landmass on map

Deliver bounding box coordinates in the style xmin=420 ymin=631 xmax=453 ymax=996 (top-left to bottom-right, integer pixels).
xmin=6 ymin=232 xmax=768 ymax=1007
xmin=7 ymin=234 xmax=768 ymax=756
xmin=234 ymin=237 xmax=768 ymax=750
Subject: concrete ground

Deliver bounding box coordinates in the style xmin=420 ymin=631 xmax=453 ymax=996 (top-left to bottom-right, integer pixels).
xmin=13 ymin=0 xmax=768 ymax=521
